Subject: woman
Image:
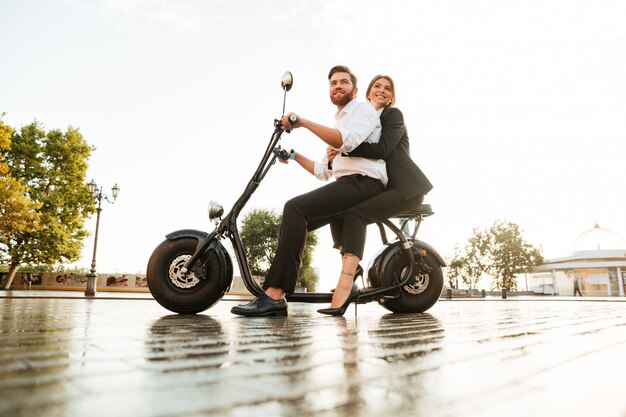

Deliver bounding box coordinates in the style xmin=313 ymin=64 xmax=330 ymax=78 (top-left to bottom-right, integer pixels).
xmin=318 ymin=74 xmax=433 ymax=316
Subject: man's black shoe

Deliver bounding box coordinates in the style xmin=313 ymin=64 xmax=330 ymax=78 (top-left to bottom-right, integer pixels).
xmin=231 ymin=294 xmax=288 ymax=317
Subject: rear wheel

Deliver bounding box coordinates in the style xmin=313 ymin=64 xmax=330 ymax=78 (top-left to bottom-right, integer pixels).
xmin=376 ymin=248 xmax=444 ymax=313
xmin=147 ymin=237 xmax=231 ymax=314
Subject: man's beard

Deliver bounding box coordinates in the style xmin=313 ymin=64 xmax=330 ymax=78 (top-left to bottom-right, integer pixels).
xmin=330 ymin=88 xmax=353 ymax=106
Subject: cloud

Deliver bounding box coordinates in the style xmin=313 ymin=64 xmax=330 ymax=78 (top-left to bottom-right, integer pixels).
xmin=65 ymin=0 xmax=224 ymax=34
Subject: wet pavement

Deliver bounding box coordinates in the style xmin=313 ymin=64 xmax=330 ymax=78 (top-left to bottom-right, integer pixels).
xmin=1 ymin=292 xmax=626 ymax=417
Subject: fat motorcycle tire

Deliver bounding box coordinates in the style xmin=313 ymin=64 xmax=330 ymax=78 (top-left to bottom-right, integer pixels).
xmin=380 ymin=250 xmax=444 ymax=314
xmin=147 ymin=237 xmax=229 ymax=314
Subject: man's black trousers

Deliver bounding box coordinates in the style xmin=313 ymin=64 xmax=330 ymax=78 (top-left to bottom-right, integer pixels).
xmin=263 ymin=174 xmax=384 ymax=293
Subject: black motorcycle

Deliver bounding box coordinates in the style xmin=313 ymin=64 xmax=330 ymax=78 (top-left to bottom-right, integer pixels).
xmin=147 ymin=72 xmax=445 ymax=314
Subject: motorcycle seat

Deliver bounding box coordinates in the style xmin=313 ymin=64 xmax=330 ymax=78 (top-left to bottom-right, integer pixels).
xmin=395 ymin=204 xmax=433 ymax=219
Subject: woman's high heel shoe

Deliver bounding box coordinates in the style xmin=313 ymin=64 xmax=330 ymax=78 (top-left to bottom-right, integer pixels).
xmin=354 ymin=264 xmax=363 ymax=280
xmin=318 ymin=283 xmax=360 ymax=316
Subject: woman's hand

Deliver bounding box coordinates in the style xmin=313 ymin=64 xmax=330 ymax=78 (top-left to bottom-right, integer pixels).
xmin=279 ymin=150 xmax=296 ymax=164
xmin=326 ymin=146 xmax=337 ymax=161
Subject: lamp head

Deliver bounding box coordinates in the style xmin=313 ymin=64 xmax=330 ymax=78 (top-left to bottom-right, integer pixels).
xmin=208 ymin=200 xmax=224 ymax=220
xmin=111 ymin=183 xmax=120 ymax=199
xmin=88 ymin=179 xmax=97 ymax=197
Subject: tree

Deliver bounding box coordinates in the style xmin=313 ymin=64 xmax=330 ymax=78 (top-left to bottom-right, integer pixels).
xmin=446 ymin=246 xmax=463 ymax=289
xmin=1 ymin=120 xmax=94 ymax=289
xmin=488 ymin=220 xmax=543 ymax=291
xmin=240 ymin=209 xmax=281 ymax=275
xmin=451 ymin=220 xmax=543 ymax=291
xmin=0 ymin=116 xmax=41 ymax=245
xmin=448 ymin=229 xmax=491 ymax=289
xmin=462 ymin=228 xmax=491 ymax=289
xmin=241 ymin=208 xmax=319 ymax=292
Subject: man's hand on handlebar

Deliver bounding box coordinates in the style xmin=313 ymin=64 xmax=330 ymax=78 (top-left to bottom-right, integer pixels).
xmin=281 ymin=112 xmax=301 ymax=131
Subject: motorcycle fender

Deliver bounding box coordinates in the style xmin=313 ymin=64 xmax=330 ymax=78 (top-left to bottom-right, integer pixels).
xmin=165 ymin=229 xmax=209 ymax=242
xmin=412 ymin=239 xmax=447 ymax=267
xmin=370 ymin=239 xmax=445 ymax=288
xmin=375 ymin=240 xmax=446 ymax=275
xmin=164 ymin=229 xmax=233 ymax=291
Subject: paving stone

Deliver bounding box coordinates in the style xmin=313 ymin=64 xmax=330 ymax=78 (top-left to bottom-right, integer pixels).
xmin=1 ymin=293 xmax=625 ymax=417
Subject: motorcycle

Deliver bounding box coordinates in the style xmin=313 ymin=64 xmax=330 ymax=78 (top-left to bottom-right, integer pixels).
xmin=146 ymin=71 xmax=445 ymax=314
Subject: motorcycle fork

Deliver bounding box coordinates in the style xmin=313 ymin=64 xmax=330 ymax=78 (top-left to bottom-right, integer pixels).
xmin=228 ymin=223 xmax=265 ymax=297
xmin=182 ymin=230 xmax=218 ymax=275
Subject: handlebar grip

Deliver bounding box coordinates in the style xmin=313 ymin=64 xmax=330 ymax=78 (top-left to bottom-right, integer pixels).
xmin=275 ymin=147 xmax=291 ymax=161
xmin=284 ymin=114 xmax=297 ymax=133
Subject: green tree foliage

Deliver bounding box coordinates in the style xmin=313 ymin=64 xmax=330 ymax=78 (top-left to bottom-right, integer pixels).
xmin=447 ymin=245 xmax=467 ymax=289
xmin=446 ymin=258 xmax=463 ymax=289
xmin=488 ymin=221 xmax=543 ymax=291
xmin=448 ymin=229 xmax=491 ymax=289
xmin=241 ymin=208 xmax=319 ymax=292
xmin=450 ymin=220 xmax=543 ymax=291
xmin=240 ymin=208 xmax=281 ymax=275
xmin=0 ymin=116 xmax=41 ymax=244
xmin=462 ymin=228 xmax=491 ymax=289
xmin=1 ymin=120 xmax=94 ymax=289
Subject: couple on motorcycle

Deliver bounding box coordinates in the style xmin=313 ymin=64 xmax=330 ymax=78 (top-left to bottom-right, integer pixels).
xmin=231 ymin=65 xmax=432 ymax=317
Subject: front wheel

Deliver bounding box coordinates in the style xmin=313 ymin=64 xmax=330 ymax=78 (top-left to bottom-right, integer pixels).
xmin=147 ymin=237 xmax=232 ymax=314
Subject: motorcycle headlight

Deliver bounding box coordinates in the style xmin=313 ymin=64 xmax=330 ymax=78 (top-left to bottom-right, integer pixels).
xmin=208 ymin=200 xmax=224 ymax=220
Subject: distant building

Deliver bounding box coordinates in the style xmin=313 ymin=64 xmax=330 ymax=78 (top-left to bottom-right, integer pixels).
xmin=529 ymin=222 xmax=626 ymax=296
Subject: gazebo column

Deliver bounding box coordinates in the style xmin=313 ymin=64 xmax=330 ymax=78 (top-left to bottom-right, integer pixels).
xmin=618 ymin=267 xmax=625 ymax=297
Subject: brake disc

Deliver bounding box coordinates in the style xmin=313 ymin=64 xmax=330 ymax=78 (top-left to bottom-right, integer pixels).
xmin=168 ymin=254 xmax=202 ymax=289
xmin=403 ymin=272 xmax=430 ymax=295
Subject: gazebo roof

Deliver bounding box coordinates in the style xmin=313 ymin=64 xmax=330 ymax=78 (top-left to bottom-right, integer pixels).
xmin=537 ymin=222 xmax=626 ymax=270
xmin=572 ymin=222 xmax=626 ymax=252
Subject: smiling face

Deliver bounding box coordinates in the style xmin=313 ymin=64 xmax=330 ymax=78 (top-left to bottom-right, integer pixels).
xmin=366 ymin=76 xmax=395 ymax=110
xmin=329 ymin=71 xmax=357 ymax=108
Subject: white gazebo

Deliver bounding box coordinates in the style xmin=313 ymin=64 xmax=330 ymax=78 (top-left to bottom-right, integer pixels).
xmin=530 ymin=222 xmax=626 ymax=296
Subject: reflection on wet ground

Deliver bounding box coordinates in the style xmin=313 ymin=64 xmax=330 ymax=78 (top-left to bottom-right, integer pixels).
xmin=1 ymin=295 xmax=626 ymax=417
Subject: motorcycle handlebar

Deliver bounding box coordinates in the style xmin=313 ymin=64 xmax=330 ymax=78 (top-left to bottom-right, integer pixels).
xmin=274 ymin=147 xmax=293 ymax=161
xmin=282 ymin=114 xmax=298 ymax=133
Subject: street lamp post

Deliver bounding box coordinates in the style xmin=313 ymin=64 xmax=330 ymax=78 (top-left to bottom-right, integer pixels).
xmin=85 ymin=179 xmax=120 ymax=296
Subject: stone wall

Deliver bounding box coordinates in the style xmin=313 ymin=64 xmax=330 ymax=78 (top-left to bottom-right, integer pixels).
xmin=1 ymin=271 xmax=149 ymax=292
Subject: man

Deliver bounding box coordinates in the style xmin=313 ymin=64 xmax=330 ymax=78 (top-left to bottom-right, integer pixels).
xmin=231 ymin=65 xmax=387 ymax=317
xmin=573 ymin=278 xmax=582 ymax=296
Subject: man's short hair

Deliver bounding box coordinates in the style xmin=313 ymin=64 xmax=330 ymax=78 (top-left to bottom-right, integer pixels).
xmin=328 ymin=65 xmax=357 ymax=88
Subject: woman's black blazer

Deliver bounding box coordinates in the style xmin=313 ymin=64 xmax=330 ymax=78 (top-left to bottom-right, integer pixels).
xmin=347 ymin=106 xmax=432 ymax=200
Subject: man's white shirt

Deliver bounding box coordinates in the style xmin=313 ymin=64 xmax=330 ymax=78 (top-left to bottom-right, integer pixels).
xmin=313 ymin=100 xmax=387 ymax=185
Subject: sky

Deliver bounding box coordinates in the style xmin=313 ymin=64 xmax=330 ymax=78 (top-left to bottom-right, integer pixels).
xmin=1 ymin=0 xmax=625 ymax=291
